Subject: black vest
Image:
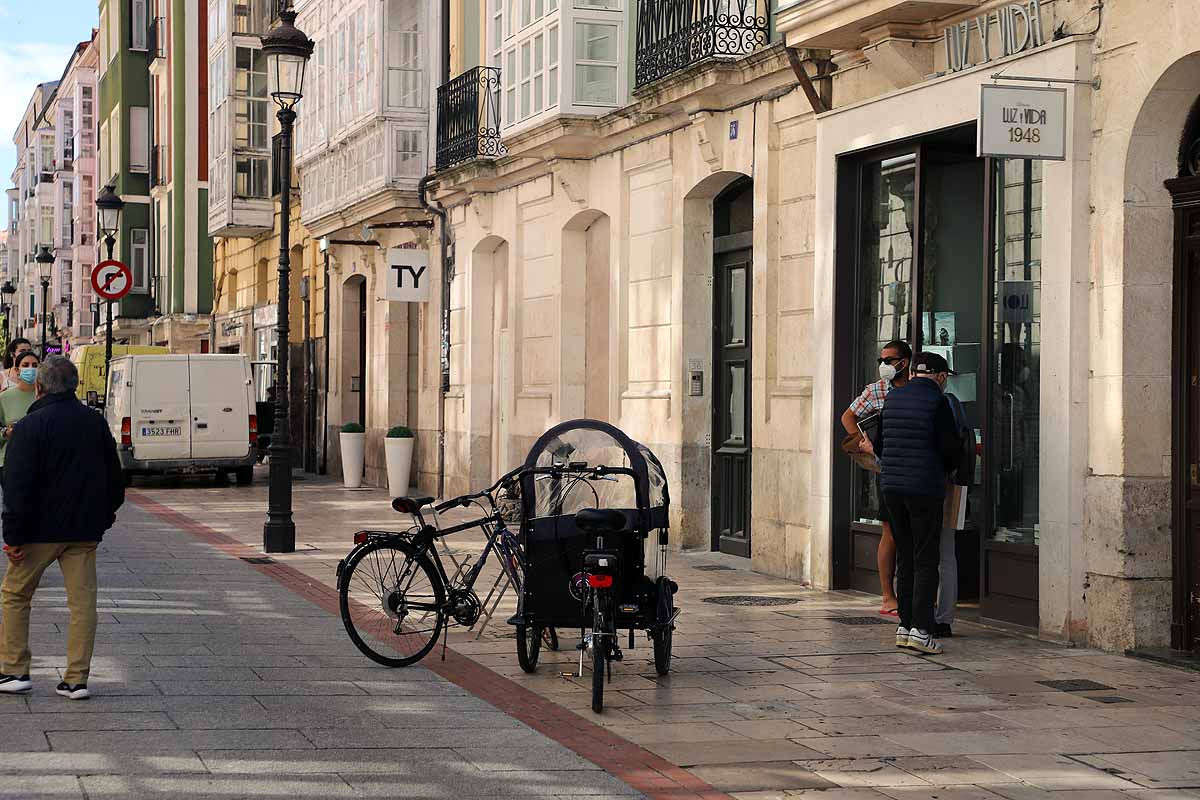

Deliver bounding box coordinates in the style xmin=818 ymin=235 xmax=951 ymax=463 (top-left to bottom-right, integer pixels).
xmin=880 ymin=378 xmax=948 ymax=497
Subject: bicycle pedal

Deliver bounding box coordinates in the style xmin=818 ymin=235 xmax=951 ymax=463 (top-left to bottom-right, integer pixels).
xmin=612 ymin=648 xmax=624 ymax=662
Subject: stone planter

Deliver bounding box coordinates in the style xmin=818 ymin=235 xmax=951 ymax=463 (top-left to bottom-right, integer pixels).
xmin=340 ymin=432 xmax=366 ymax=489
xmin=385 ymin=436 xmax=415 ymax=498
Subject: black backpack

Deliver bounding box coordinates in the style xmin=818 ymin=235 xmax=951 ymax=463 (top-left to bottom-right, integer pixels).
xmin=945 ymin=393 xmax=976 ymax=486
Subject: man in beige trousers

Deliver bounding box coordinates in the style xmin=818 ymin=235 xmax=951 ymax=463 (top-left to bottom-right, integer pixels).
xmin=0 ymin=356 xmax=124 ymax=700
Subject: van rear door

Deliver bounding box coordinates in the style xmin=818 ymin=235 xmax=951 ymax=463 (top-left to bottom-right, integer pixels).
xmin=189 ymin=356 xmax=252 ymax=460
xmin=131 ymin=356 xmax=192 ymax=462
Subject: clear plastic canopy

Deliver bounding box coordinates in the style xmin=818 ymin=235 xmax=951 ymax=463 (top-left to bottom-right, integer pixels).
xmin=520 ymin=420 xmax=669 ymax=527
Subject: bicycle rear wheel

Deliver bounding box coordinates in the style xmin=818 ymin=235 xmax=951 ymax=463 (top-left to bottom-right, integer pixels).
xmin=338 ymin=538 xmax=446 ymax=667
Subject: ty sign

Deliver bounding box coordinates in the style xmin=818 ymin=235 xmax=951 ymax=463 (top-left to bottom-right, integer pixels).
xmin=385 ymin=248 xmax=430 ymax=302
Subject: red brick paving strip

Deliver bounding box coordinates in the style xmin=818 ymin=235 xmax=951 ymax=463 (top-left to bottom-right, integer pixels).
xmin=128 ymin=490 xmax=732 ymax=800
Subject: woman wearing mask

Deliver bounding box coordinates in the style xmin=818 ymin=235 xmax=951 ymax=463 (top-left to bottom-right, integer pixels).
xmin=1 ymin=339 xmax=33 ymax=391
xmin=0 ymin=352 xmax=41 ymax=481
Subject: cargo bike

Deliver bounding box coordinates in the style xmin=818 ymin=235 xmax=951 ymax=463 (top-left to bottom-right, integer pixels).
xmin=335 ymin=419 xmax=678 ymax=714
xmin=512 ymin=420 xmax=678 ymax=712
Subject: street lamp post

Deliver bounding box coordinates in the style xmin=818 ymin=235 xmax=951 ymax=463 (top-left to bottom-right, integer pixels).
xmin=35 ymin=246 xmax=54 ymax=357
xmin=261 ymin=8 xmax=313 ymax=554
xmin=1 ymin=281 xmax=15 ymax=343
xmin=96 ymin=184 xmax=125 ymax=372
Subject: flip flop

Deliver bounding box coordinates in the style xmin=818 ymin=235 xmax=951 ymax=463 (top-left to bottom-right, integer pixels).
xmin=879 ymin=607 xmax=899 ymax=618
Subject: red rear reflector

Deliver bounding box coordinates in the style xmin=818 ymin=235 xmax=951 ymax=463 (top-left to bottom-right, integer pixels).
xmin=354 ymin=532 xmax=368 ymax=545
xmin=586 ymin=574 xmax=613 ymax=589
xmin=120 ymin=417 xmax=131 ymax=447
xmin=249 ymin=415 xmax=258 ymax=444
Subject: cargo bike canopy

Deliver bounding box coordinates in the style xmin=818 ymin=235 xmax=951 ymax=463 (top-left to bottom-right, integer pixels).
xmin=518 ymin=419 xmax=670 ymax=531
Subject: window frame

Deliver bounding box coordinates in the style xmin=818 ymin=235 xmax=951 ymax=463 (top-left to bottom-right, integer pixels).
xmin=131 ymin=0 xmax=150 ymax=51
xmin=572 ymin=20 xmax=620 ymax=108
xmin=130 ymin=228 xmax=149 ymax=292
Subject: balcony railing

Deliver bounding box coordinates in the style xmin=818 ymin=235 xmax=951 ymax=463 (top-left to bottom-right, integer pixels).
xmin=635 ymin=0 xmax=770 ymax=88
xmin=435 ymin=66 xmax=505 ymax=171
xmin=150 ymin=144 xmax=166 ymax=187
xmin=150 ymin=17 xmax=166 ymax=59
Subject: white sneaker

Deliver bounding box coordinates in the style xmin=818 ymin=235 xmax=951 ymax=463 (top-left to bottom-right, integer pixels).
xmin=55 ymin=682 xmax=89 ymax=700
xmin=905 ymin=628 xmax=944 ymax=655
xmin=0 ymin=674 xmax=31 ymax=693
xmin=895 ymin=625 xmax=910 ymax=648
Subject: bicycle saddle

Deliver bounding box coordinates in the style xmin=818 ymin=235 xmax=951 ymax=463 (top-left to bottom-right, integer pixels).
xmin=575 ymin=508 xmax=627 ymax=534
xmin=392 ymin=496 xmax=434 ymax=514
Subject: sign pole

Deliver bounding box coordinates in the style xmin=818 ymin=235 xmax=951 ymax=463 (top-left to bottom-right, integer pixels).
xmin=105 ymin=300 xmax=113 ymax=368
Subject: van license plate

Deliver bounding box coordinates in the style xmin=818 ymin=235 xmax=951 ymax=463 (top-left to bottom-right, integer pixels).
xmin=141 ymin=425 xmax=182 ymax=438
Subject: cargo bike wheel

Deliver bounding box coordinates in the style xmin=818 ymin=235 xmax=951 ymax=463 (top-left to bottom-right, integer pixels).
xmin=650 ymin=575 xmax=675 ymax=676
xmin=338 ymin=538 xmax=446 ymax=668
xmin=505 ymin=537 xmax=557 ymax=673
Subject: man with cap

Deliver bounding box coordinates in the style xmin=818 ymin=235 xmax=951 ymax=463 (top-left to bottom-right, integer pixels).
xmin=875 ymin=351 xmax=962 ymax=655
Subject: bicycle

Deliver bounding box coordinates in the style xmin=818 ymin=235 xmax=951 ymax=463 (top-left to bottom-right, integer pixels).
xmin=336 ymin=467 xmax=557 ymax=668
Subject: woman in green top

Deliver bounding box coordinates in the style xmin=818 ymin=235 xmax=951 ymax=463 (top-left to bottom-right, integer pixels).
xmin=0 ymin=351 xmax=41 ymax=478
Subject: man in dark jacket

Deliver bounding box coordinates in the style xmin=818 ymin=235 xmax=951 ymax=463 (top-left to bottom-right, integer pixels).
xmin=0 ymin=356 xmax=124 ymax=700
xmin=876 ymin=351 xmax=961 ymax=655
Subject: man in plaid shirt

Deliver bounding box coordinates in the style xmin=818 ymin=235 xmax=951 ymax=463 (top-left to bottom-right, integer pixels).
xmin=840 ymin=339 xmax=911 ymax=616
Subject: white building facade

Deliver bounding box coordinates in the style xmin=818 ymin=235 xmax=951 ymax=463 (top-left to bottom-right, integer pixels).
xmin=293 ymin=0 xmax=442 ymax=488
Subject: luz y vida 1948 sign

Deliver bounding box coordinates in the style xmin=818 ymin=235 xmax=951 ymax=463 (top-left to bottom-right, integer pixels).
xmin=978 ymin=84 xmax=1067 ymax=160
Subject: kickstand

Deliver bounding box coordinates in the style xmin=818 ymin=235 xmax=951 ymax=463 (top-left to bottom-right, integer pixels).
xmin=440 ymin=623 xmax=449 ymax=661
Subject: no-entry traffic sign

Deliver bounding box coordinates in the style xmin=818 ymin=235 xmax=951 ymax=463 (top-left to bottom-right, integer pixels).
xmin=91 ymin=260 xmax=133 ymax=302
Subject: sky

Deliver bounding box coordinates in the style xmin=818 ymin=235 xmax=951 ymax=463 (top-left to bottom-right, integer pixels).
xmin=0 ymin=0 xmax=99 ymax=190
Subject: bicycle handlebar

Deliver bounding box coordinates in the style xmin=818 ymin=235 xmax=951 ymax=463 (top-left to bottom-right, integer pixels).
xmin=431 ymin=463 xmax=636 ymax=514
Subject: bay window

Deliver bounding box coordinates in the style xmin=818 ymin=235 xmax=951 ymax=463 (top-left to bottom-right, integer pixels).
xmin=232 ymin=46 xmax=269 ymax=199
xmin=488 ymin=0 xmax=621 ymax=131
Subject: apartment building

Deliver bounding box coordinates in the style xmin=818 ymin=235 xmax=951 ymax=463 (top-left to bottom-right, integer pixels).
xmin=97 ymin=0 xmax=155 ymax=345
xmin=290 ymin=0 xmax=440 ymax=487
xmin=9 ymin=81 xmax=63 ymax=346
xmin=146 ymin=0 xmax=215 ymax=351
xmin=425 ymin=0 xmax=1200 ymax=655
xmin=209 ymin=0 xmax=325 ymax=471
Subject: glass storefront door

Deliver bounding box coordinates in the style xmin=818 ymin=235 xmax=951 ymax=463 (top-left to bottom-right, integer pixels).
xmin=983 ymin=159 xmax=1042 ymax=626
xmin=836 ymin=126 xmax=1042 ymax=627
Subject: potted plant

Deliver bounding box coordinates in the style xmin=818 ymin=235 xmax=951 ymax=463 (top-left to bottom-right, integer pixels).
xmin=384 ymin=425 xmax=415 ymax=498
xmin=340 ymin=422 xmax=366 ymax=489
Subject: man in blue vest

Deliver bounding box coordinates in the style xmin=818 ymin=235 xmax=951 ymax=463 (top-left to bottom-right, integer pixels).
xmin=876 ymin=351 xmax=962 ymax=655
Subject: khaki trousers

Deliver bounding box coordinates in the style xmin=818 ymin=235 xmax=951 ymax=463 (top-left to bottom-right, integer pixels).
xmin=0 ymin=542 xmax=98 ymax=684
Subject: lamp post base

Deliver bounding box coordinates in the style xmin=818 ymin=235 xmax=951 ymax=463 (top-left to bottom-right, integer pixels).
xmin=263 ymin=518 xmax=296 ymax=553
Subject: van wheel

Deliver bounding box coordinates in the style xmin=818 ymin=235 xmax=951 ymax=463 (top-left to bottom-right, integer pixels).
xmin=235 ymin=467 xmax=254 ymax=486
xmin=122 ymin=472 xmax=134 ymax=488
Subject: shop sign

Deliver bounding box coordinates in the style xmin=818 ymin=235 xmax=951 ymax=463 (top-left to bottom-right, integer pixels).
xmin=978 ymin=84 xmax=1066 ymax=160
xmin=998 ymin=280 xmax=1034 ymax=323
xmin=221 ymin=321 xmax=244 ymax=337
xmin=944 ymin=0 xmax=1045 ymax=74
xmin=253 ymin=304 xmax=278 ymax=329
xmin=385 ymin=247 xmax=430 ymax=302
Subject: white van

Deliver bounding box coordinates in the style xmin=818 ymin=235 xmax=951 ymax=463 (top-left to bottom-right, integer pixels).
xmin=105 ymin=354 xmax=258 ymax=485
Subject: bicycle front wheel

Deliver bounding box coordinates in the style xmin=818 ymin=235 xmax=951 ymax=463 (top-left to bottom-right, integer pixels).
xmin=338 ymin=538 xmax=446 ymax=667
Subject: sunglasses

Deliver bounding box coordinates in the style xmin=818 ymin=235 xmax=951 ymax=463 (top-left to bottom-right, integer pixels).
xmin=876 ymin=356 xmax=906 ymax=365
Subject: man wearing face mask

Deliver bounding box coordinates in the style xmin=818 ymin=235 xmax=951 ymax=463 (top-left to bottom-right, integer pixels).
xmin=841 ymin=340 xmax=910 ymax=616
xmin=875 ymin=351 xmax=962 ymax=655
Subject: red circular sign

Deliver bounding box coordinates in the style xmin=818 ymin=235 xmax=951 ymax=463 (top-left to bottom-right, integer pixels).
xmin=91 ymin=260 xmax=133 ymax=302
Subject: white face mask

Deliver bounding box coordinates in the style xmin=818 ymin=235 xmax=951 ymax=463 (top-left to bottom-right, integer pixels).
xmin=878 ymin=359 xmax=905 ymax=382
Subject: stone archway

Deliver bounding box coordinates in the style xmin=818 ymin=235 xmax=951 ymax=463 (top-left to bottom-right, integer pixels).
xmin=1087 ymin=53 xmax=1200 ymax=652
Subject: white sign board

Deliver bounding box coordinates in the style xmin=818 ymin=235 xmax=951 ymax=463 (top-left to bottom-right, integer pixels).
xmin=385 ymin=248 xmax=431 ymax=302
xmin=998 ymin=280 xmax=1034 ymax=323
xmin=978 ymin=84 xmax=1066 ymax=161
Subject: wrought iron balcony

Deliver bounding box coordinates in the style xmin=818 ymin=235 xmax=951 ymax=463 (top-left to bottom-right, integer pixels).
xmin=635 ymin=0 xmax=770 ymax=88
xmin=435 ymin=66 xmax=505 ymax=171
xmin=150 ymin=144 xmax=166 ymax=187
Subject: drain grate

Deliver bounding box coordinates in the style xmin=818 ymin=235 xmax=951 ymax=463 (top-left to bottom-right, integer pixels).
xmin=240 ymin=557 xmax=276 ymax=565
xmin=702 ymin=595 xmax=801 ymax=607
xmin=1037 ymin=679 xmax=1116 ymax=692
xmin=1087 ymin=695 xmax=1133 ymax=704
xmin=831 ymin=616 xmax=894 ymax=626
xmin=695 ymin=565 xmax=736 ymax=572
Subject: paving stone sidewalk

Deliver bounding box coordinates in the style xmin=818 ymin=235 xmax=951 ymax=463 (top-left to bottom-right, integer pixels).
xmin=124 ymin=472 xmax=1200 ymax=800
xmin=0 ymin=501 xmax=643 ymax=799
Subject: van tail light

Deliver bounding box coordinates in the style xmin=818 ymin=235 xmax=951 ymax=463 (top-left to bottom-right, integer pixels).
xmin=120 ymin=417 xmax=131 ymax=447
xmin=249 ymin=415 xmax=258 ymax=444
xmin=586 ymin=574 xmax=614 ymax=589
